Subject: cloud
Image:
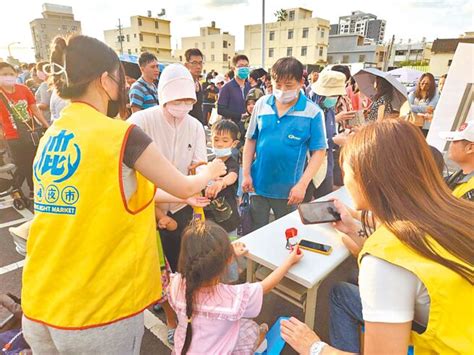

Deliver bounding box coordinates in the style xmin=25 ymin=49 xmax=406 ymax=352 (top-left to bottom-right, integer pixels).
xmin=204 ymin=0 xmax=248 ymax=7
xmin=187 ymin=15 xmax=205 ymax=22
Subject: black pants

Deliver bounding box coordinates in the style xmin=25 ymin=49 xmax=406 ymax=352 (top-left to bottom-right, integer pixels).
xmin=159 ymin=205 xmax=193 ymax=272
xmin=7 ymin=138 xmax=36 ymax=192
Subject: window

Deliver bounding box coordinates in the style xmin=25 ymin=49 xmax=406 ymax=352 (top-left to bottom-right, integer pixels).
xmin=139 ymin=34 xmax=143 ymax=41
xmin=126 ymin=34 xmax=130 ymax=42
xmin=155 ymin=21 xmax=158 ymax=29
xmin=71 ymin=26 xmax=77 ymax=31
xmin=156 ymin=36 xmax=159 ymax=43
xmin=319 ymin=47 xmax=324 ymax=56
xmin=287 ymin=47 xmax=293 ymax=56
xmin=134 ymin=34 xmax=137 ymax=38
xmin=223 ymin=40 xmax=228 ymax=48
xmin=223 ymin=54 xmax=228 ymax=62
xmin=269 ymin=31 xmax=275 ymax=41
xmin=289 ymin=10 xmax=295 ymax=21
xmin=138 ymin=18 xmax=142 ymax=26
xmin=203 ymin=42 xmax=206 ymax=49
xmin=288 ymin=29 xmax=294 ymax=39
xmin=302 ymin=28 xmax=309 ymax=38
xmin=269 ymin=48 xmax=274 ymax=57
xmin=342 ymin=55 xmax=349 ymax=63
xmin=359 ymin=54 xmax=366 ymax=62
xmin=448 ymin=59 xmax=453 ymax=66
xmin=327 ymin=56 xmax=333 ymax=64
xmin=211 ymin=41 xmax=215 ymax=49
xmin=128 ymin=49 xmax=132 ymax=54
xmin=320 ymin=29 xmax=325 ymax=38
xmin=301 ymin=46 xmax=307 ymax=56
xmin=211 ymin=54 xmax=215 ymax=61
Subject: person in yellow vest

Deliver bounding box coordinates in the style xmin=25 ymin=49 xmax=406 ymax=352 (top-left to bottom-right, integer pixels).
xmin=441 ymin=121 xmax=474 ymax=201
xmin=21 ymin=35 xmax=226 ymax=354
xmin=280 ymin=119 xmax=473 ymax=354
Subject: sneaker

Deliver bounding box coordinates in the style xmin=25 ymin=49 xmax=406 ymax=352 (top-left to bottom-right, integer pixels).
xmin=167 ymin=328 xmax=176 ymax=346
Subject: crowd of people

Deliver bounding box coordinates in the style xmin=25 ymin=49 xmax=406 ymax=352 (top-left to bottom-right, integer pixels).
xmin=0 ymin=33 xmax=473 ymax=355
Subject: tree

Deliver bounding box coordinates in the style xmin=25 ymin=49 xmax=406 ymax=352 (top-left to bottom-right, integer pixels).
xmin=274 ymin=9 xmax=288 ymax=22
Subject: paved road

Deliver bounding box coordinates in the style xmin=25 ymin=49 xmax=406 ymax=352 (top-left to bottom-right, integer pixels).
xmin=0 ymin=198 xmax=356 ymax=354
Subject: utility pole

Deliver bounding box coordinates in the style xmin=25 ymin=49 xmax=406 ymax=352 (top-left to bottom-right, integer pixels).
xmin=261 ymin=0 xmax=265 ymax=70
xmin=117 ymin=18 xmax=124 ymax=55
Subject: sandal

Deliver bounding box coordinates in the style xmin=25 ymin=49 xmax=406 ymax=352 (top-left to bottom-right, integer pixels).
xmin=167 ymin=328 xmax=176 ymax=346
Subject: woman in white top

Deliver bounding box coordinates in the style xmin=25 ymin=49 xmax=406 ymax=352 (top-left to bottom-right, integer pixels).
xmin=281 ymin=119 xmax=473 ymax=354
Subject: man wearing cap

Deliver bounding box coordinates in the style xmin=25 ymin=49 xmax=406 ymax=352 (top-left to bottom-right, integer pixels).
xmin=128 ymin=63 xmax=207 ymax=270
xmin=308 ymin=70 xmax=347 ymax=198
xmin=441 ymin=121 xmax=474 ymax=201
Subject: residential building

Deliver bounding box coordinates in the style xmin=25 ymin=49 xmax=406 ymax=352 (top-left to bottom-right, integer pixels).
xmin=329 ymin=24 xmax=339 ymax=36
xmin=327 ymin=34 xmax=387 ymax=69
xmin=429 ymin=33 xmax=474 ymax=76
xmin=244 ymin=7 xmax=330 ymax=69
xmin=174 ymin=22 xmax=235 ymax=74
xmin=104 ymin=11 xmax=172 ymax=62
xmin=388 ymin=39 xmax=432 ymax=67
xmin=335 ymin=10 xmax=386 ymax=43
xmin=30 ymin=3 xmax=82 ymax=61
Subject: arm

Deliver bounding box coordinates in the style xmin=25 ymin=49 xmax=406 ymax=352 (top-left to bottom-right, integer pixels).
xmin=30 ymin=104 xmax=50 ymax=128
xmin=134 ymin=143 xmax=226 ymax=199
xmin=408 ymin=93 xmax=427 ymax=114
xmin=217 ymin=85 xmax=241 ymax=121
xmin=242 ymin=139 xmax=256 ymax=192
xmin=129 ymin=86 xmax=144 ymax=112
xmin=260 ymin=247 xmax=302 ymax=294
xmin=205 ymin=171 xmax=238 ymax=198
xmin=376 ymin=104 xmax=386 ymax=121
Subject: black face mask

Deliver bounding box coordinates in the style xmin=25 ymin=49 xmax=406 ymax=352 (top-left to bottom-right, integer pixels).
xmin=106 ymin=100 xmax=120 ymax=118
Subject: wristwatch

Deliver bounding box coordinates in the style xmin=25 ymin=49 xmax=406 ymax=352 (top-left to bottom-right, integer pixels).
xmin=310 ymin=341 xmax=327 ymax=355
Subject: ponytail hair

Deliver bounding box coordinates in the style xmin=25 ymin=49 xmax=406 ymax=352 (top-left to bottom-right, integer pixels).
xmin=48 ymin=35 xmax=128 ymax=117
xmin=177 ymin=221 xmax=234 ymax=354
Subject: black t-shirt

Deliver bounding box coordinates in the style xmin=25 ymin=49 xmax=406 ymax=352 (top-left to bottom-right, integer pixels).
xmin=123 ymin=125 xmax=153 ymax=168
xmin=207 ymin=156 xmax=240 ymax=232
xmin=189 ymin=81 xmax=204 ymax=125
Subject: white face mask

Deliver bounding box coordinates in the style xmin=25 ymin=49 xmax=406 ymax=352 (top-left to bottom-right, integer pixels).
xmin=273 ymin=88 xmax=299 ymax=104
xmin=0 ymin=76 xmax=17 ymax=87
xmin=166 ymin=102 xmax=193 ymax=119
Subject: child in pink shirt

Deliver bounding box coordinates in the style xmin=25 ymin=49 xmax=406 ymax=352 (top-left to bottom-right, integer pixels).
xmin=168 ymin=220 xmax=302 ymax=354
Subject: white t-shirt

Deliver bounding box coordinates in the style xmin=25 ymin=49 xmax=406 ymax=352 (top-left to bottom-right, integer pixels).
xmin=359 ymin=255 xmax=430 ymax=327
xmin=127 ymin=105 xmax=207 ymax=213
xmin=50 ymin=90 xmax=69 ymax=121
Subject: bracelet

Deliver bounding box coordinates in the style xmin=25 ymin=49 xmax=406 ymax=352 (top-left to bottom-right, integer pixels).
xmin=310 ymin=341 xmax=327 ymax=355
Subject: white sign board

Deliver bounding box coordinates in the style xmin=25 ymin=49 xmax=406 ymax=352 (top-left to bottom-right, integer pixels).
xmin=427 ymin=43 xmax=474 ymax=152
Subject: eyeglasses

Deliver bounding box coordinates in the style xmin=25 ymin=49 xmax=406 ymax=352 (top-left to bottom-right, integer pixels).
xmin=187 ymin=61 xmax=204 ymax=67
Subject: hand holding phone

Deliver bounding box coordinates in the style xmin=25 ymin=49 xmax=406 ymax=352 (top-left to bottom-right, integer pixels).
xmin=298 ymin=200 xmax=341 ymax=224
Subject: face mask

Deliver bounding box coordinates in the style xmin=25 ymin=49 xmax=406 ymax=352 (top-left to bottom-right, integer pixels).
xmin=236 ymin=67 xmax=250 ymax=80
xmin=323 ymin=97 xmax=338 ymax=109
xmin=106 ymin=100 xmax=120 ymax=118
xmin=213 ymin=147 xmax=232 ymax=158
xmin=37 ymin=71 xmax=47 ymax=81
xmin=166 ymin=102 xmax=193 ymax=119
xmin=0 ymin=76 xmax=17 ymax=86
xmin=273 ymin=88 xmax=299 ymax=104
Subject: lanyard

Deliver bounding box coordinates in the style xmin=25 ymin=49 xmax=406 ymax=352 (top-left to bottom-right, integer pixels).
xmin=0 ymin=89 xmax=35 ymax=131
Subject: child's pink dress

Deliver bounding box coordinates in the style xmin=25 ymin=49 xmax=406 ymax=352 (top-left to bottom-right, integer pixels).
xmin=168 ymin=273 xmax=263 ymax=354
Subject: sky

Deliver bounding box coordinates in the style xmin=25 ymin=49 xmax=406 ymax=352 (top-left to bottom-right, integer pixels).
xmin=0 ymin=0 xmax=472 ymax=62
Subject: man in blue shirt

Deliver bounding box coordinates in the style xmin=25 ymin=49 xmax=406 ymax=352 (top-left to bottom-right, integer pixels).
xmin=217 ymin=54 xmax=251 ymax=124
xmin=242 ymin=57 xmax=327 ymax=230
xmin=129 ymin=52 xmax=160 ymax=112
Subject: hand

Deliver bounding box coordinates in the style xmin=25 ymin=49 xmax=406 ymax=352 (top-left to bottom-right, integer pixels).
xmin=332 ymin=199 xmax=359 ymax=237
xmin=288 ymin=182 xmax=306 ymax=205
xmin=335 ymin=111 xmax=356 ymax=123
xmin=205 ymin=180 xmax=224 ymax=199
xmin=426 ymin=106 xmax=434 ymax=114
xmin=185 ymin=196 xmax=210 ymax=208
xmin=281 ymin=317 xmax=321 ymax=354
xmin=286 ymin=245 xmax=304 ymax=266
xmin=205 ymin=159 xmax=227 ymax=180
xmin=232 ymin=241 xmax=248 ymax=257
xmin=333 ymin=130 xmax=351 ymax=147
xmin=158 ymin=216 xmax=178 ymax=231
xmin=242 ymin=174 xmax=254 ymax=193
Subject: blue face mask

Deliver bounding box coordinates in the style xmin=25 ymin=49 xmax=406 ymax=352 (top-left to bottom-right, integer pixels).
xmin=236 ymin=67 xmax=250 ymax=80
xmin=323 ymin=96 xmax=338 ymax=109
xmin=213 ymin=147 xmax=232 ymax=158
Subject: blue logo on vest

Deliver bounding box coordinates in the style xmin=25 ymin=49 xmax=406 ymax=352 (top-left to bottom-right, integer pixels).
xmin=33 ymin=130 xmax=81 ymax=215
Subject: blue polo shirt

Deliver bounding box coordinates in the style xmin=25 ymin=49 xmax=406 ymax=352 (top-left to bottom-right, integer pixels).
xmin=246 ymin=92 xmax=327 ymax=199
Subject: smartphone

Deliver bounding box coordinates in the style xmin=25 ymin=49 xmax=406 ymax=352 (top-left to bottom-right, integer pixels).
xmin=346 ymin=110 xmax=365 ymax=128
xmin=299 ymin=239 xmax=332 ymax=255
xmin=298 ymin=200 xmax=341 ymax=224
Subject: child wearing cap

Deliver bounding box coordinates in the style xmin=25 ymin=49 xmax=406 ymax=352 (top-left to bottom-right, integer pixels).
xmin=440 ymin=121 xmax=474 ymax=201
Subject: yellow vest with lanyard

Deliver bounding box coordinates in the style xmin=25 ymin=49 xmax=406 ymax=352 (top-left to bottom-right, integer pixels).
xmin=452 ymin=173 xmax=474 ymax=200
xmin=359 ymin=226 xmax=473 ymax=354
xmin=22 ymin=102 xmax=161 ymax=329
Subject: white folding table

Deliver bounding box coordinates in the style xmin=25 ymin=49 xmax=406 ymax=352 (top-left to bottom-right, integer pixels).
xmin=239 ymin=187 xmax=353 ymax=329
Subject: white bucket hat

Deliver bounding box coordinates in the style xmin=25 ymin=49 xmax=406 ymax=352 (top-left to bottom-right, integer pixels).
xmin=312 ymin=71 xmax=347 ymax=97
xmin=158 ymin=64 xmax=196 ymax=105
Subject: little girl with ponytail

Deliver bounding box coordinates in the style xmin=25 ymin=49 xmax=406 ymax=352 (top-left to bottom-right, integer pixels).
xmin=168 ymin=220 xmax=302 ymax=354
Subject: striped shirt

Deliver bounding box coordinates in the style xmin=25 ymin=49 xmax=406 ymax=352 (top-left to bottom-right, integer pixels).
xmin=129 ymin=77 xmax=158 ymax=110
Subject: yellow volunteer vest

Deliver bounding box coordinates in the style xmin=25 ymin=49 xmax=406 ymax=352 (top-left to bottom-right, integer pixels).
xmin=22 ymin=102 xmax=161 ymax=329
xmin=359 ymin=226 xmax=473 ymax=354
xmin=452 ymin=174 xmax=474 ymax=199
